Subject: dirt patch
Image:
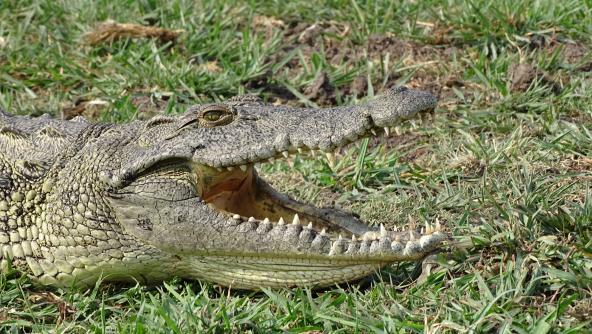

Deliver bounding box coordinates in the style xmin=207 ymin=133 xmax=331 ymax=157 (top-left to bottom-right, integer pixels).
xmin=559 ymin=156 xmax=592 ymax=173
xmin=28 ymin=292 xmax=76 ymax=325
xmin=304 ymin=71 xmax=336 ymax=105
xmin=62 ymin=98 xmax=109 ymax=120
xmin=561 ymin=43 xmax=592 ymax=71
xmin=508 ymin=63 xmax=560 ymax=93
xmin=129 ymin=95 xmax=170 ymax=120
xmin=349 ymin=75 xmax=368 ymax=98
xmin=62 ymin=93 xmax=170 ymax=121
xmin=249 ymin=21 xmax=452 ymax=105
xmin=83 ymin=20 xmax=183 ymax=46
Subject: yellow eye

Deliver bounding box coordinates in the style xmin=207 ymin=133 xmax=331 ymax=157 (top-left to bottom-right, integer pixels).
xmin=203 ymin=110 xmax=223 ymax=122
xmin=199 ymin=105 xmax=234 ymax=127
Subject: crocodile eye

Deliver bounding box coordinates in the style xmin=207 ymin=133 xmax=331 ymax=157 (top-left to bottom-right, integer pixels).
xmin=199 ymin=105 xmax=234 ymax=127
xmin=204 ymin=110 xmax=223 ymax=121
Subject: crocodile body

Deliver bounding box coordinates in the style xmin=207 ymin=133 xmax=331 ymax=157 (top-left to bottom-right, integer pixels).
xmin=0 ymin=87 xmax=447 ymax=289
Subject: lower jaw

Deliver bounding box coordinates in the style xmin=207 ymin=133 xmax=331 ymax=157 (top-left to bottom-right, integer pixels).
xmin=181 ymin=255 xmax=388 ymax=289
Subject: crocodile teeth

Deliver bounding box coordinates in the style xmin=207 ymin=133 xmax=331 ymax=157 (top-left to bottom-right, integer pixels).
xmin=352 ymin=234 xmax=357 ymax=242
xmin=292 ymin=214 xmax=300 ymax=225
xmin=425 ymin=222 xmax=433 ymax=234
xmin=248 ymin=216 xmax=256 ymax=222
xmin=282 ymin=151 xmax=289 ymax=158
xmin=384 ymin=127 xmax=391 ymax=136
xmin=306 ymin=222 xmax=313 ymax=230
xmin=320 ymin=228 xmax=327 ymax=236
xmin=232 ymin=214 xmax=241 ymax=220
xmin=409 ymin=230 xmax=415 ymax=241
xmin=310 ymin=150 xmax=317 ymax=157
xmin=380 ymin=224 xmax=387 ymax=237
xmin=408 ymin=215 xmax=416 ymax=230
xmin=239 ymin=164 xmax=248 ymax=171
xmin=329 ymin=235 xmax=346 ymax=255
xmin=297 ymin=148 xmax=303 ymax=154
xmin=278 ymin=217 xmax=285 ymax=226
xmin=371 ymin=129 xmax=377 ymax=136
xmin=263 ymin=218 xmax=270 ymax=224
xmin=435 ymin=219 xmax=442 ymax=231
xmin=268 ymin=157 xmax=275 ymax=163
xmin=215 ymin=167 xmax=223 ymax=172
xmin=227 ymin=166 xmax=235 ymax=171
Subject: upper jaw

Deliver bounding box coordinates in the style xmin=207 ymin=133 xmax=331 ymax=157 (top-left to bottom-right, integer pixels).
xmin=191 ymin=87 xmax=437 ymax=170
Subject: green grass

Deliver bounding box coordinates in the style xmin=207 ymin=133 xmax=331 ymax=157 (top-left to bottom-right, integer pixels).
xmin=1 ymin=0 xmax=592 ymax=332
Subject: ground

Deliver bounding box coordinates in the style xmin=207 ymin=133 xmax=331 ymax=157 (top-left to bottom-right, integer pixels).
xmin=1 ymin=0 xmax=591 ymax=332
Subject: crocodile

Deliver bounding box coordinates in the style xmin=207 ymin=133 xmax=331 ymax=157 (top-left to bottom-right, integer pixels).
xmin=0 ymin=87 xmax=447 ymax=289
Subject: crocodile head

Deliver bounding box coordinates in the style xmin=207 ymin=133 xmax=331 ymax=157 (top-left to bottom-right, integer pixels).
xmin=69 ymin=87 xmax=445 ymax=289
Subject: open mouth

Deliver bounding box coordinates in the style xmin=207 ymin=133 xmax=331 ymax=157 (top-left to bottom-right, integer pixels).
xmin=193 ymin=116 xmax=441 ymax=243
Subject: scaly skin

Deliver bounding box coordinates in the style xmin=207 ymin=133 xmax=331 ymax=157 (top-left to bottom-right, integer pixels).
xmin=0 ymin=87 xmax=447 ymax=289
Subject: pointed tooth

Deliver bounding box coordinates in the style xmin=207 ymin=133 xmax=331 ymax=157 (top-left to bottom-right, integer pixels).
xmin=371 ymin=129 xmax=377 ymax=136
xmin=292 ymin=214 xmax=300 ymax=225
xmin=408 ymin=215 xmax=416 ymax=230
xmin=297 ymin=148 xmax=303 ymax=154
xmin=409 ymin=230 xmax=415 ymax=241
xmin=227 ymin=166 xmax=235 ymax=171
xmin=278 ymin=217 xmax=285 ymax=226
xmin=232 ymin=214 xmax=241 ymax=220
xmin=338 ymin=234 xmax=343 ymax=240
xmin=282 ymin=151 xmax=289 ymax=158
xmin=215 ymin=167 xmax=223 ymax=172
xmin=329 ymin=241 xmax=339 ymax=256
xmin=310 ymin=149 xmax=317 ymax=157
xmin=384 ymin=127 xmax=391 ymax=136
xmin=394 ymin=126 xmax=401 ymax=135
xmin=268 ymin=157 xmax=275 ymax=163
xmin=239 ymin=164 xmax=248 ymax=172
xmin=425 ymin=222 xmax=432 ymax=234
xmin=306 ymin=222 xmax=313 ymax=230
xmin=248 ymin=217 xmax=256 ymax=222
xmin=352 ymin=234 xmax=357 ymax=242
xmin=435 ymin=219 xmax=442 ymax=231
xmin=380 ymin=224 xmax=387 ymax=237
xmin=420 ymin=227 xmax=425 ymax=234
xmin=257 ymin=217 xmax=272 ymax=233
xmin=320 ymin=228 xmax=327 ymax=236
